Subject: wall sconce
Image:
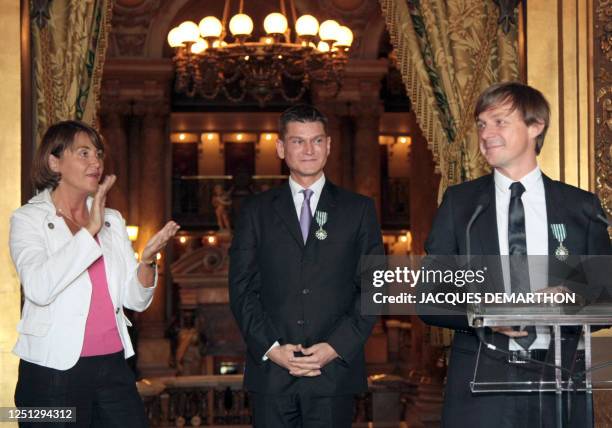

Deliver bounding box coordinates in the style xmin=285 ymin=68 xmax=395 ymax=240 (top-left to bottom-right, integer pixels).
xmin=200 ymin=132 xmax=219 ymax=146
xmin=171 ymin=132 xmax=199 ymax=143
xmin=405 ymin=231 xmax=413 ymax=252
xmin=256 ymin=132 xmax=278 ymax=155
xmin=391 ymin=230 xmax=412 ymax=255
xmin=205 ymin=234 xmax=218 ymax=246
xmin=126 ymin=225 xmax=139 ymax=242
xmin=179 ymin=236 xmax=188 ymax=244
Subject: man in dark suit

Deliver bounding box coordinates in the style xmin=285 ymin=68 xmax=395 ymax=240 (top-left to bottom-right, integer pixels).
xmin=229 ymin=104 xmax=384 ymax=427
xmin=417 ymin=82 xmax=611 ymax=427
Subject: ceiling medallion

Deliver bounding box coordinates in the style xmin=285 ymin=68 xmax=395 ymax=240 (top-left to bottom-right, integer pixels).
xmin=167 ymin=0 xmax=354 ymax=106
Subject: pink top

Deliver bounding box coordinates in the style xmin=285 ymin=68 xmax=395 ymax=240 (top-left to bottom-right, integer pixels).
xmin=80 ymin=239 xmax=123 ymax=356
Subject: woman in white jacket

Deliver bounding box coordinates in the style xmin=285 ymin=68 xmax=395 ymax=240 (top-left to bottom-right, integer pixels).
xmin=10 ymin=120 xmax=179 ymax=427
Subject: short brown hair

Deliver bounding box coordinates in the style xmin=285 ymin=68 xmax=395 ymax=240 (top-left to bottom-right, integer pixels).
xmin=32 ymin=120 xmax=105 ymax=191
xmin=279 ymin=104 xmax=328 ymax=141
xmin=474 ymin=82 xmax=550 ymax=154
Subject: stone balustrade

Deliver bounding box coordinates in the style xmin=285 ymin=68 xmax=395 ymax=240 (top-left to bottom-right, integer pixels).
xmin=138 ymin=374 xmax=416 ymax=427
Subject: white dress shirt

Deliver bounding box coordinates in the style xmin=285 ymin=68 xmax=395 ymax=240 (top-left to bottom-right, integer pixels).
xmin=288 ymin=174 xmax=326 ymax=219
xmin=494 ymin=166 xmax=551 ymax=350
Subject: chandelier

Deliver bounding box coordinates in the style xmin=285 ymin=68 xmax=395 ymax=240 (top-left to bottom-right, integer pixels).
xmin=167 ymin=0 xmax=354 ymax=106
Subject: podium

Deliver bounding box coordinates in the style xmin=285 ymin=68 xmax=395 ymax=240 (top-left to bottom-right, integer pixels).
xmin=467 ymin=304 xmax=612 ymax=427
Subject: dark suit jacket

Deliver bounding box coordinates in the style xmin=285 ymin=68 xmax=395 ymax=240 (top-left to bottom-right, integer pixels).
xmin=229 ymin=180 xmax=384 ymax=395
xmin=416 ymin=173 xmax=611 ymax=427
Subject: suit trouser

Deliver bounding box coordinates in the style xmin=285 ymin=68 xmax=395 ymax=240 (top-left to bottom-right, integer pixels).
xmin=250 ymin=393 xmax=354 ymax=428
xmin=14 ymin=351 xmax=147 ymax=428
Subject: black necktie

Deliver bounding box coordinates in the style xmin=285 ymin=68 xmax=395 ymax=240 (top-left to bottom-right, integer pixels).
xmin=508 ymin=181 xmax=536 ymax=350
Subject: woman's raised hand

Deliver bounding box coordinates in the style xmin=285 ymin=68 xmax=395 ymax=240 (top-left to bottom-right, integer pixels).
xmin=86 ymin=175 xmax=116 ymax=236
xmin=141 ymin=221 xmax=181 ymax=263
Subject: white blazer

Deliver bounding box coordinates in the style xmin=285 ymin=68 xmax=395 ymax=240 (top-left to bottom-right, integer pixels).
xmin=9 ymin=189 xmax=157 ymax=370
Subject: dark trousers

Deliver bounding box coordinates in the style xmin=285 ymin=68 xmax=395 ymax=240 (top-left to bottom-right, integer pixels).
xmin=250 ymin=393 xmax=354 ymax=428
xmin=14 ymin=351 xmax=147 ymax=428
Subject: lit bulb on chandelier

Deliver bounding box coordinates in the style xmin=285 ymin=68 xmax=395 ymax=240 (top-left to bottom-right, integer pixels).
xmin=264 ymin=13 xmax=288 ymax=36
xmin=295 ymin=15 xmax=319 ymax=37
xmin=318 ymin=20 xmax=340 ymax=43
xmin=178 ymin=21 xmax=200 ymax=43
xmin=167 ymin=27 xmax=184 ymax=48
xmin=334 ymin=26 xmax=353 ymax=47
xmin=199 ymin=16 xmax=223 ymax=39
xmin=229 ymin=13 xmax=254 ymax=37
xmin=190 ymin=38 xmax=208 ymax=54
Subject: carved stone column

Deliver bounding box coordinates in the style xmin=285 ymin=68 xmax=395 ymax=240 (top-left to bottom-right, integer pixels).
xmin=353 ymin=102 xmax=383 ymax=214
xmin=127 ymin=112 xmax=141 ymax=225
xmin=100 ymin=103 xmax=129 ymax=217
xmin=136 ymin=102 xmax=168 ymax=256
xmin=340 ymin=116 xmax=354 ymax=189
xmin=134 ymin=100 xmax=172 ymax=376
xmin=101 ymin=59 xmax=175 ymax=376
xmin=408 ymin=112 xmax=444 ymax=426
xmin=313 ymin=99 xmax=346 ymax=186
xmin=335 ymin=59 xmax=387 ymax=211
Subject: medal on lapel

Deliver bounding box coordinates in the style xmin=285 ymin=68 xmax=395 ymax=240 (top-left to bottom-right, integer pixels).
xmin=315 ymin=211 xmax=328 ymax=240
xmin=550 ymin=223 xmax=569 ymax=261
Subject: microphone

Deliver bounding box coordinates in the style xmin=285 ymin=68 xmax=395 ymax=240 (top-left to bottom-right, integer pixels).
xmin=466 ymin=192 xmax=490 ymax=264
xmin=465 ymin=193 xmax=492 ymax=350
xmin=596 ymin=214 xmax=611 ymax=227
xmin=583 ymin=206 xmax=612 ymax=227
xmin=465 ymin=193 xmax=490 ymax=328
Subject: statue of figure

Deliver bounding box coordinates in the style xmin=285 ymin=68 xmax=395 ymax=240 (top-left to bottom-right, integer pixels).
xmin=175 ymin=327 xmax=201 ymax=375
xmin=211 ymin=184 xmax=232 ymax=230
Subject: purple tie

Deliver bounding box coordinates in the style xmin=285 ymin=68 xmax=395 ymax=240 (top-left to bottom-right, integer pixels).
xmin=300 ymin=189 xmax=314 ymax=243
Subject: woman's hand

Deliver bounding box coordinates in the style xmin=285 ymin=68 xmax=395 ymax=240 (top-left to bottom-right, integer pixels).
xmin=141 ymin=221 xmax=181 ymax=263
xmin=86 ymin=175 xmax=116 ymax=236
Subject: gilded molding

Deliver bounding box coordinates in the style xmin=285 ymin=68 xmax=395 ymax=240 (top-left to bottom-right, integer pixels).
xmin=594 ymin=0 xmax=612 ymax=220
xmin=108 ymin=0 xmax=161 ymax=57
